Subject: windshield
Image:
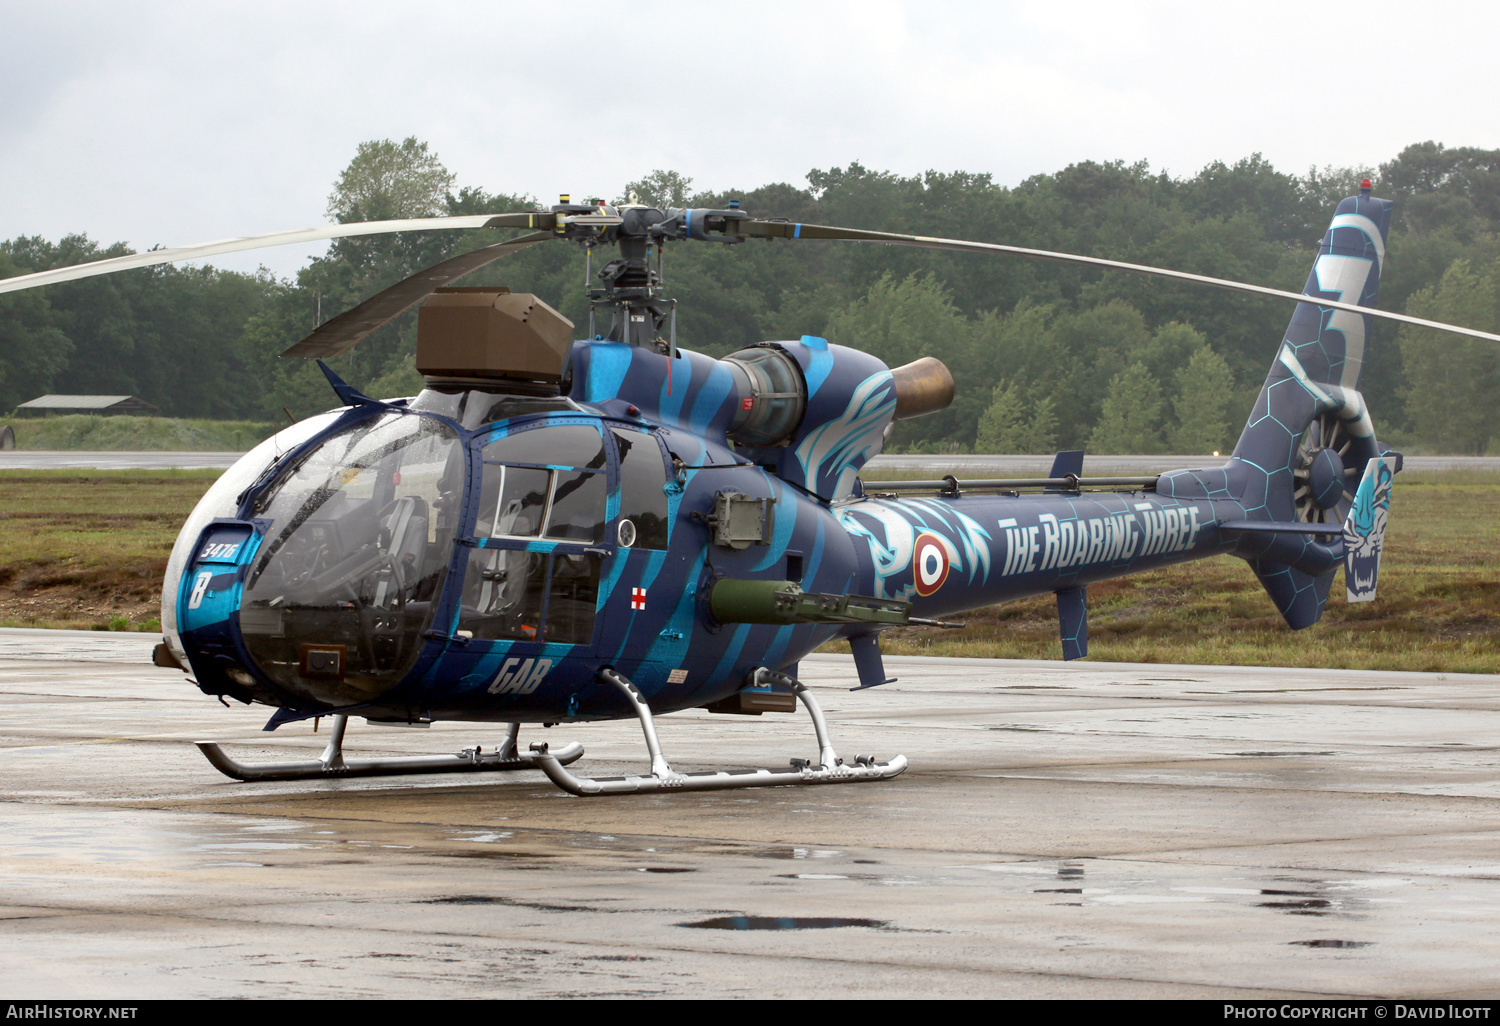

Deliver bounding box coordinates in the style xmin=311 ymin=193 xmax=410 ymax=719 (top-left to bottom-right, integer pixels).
xmin=239 ymin=412 xmax=464 ymax=705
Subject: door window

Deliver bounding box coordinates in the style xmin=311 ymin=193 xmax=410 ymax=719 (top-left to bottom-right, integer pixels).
xmin=461 ymin=422 xmax=607 ymax=644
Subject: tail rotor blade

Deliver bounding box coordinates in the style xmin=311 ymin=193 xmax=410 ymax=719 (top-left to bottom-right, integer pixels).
xmin=280 ymin=230 xmax=554 ymax=359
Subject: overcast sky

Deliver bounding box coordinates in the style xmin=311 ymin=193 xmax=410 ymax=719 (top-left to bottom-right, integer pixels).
xmin=3 ymin=0 xmax=1496 ymax=278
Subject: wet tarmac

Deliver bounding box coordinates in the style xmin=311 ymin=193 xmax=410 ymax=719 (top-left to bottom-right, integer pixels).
xmin=5 ymin=627 xmax=1500 ymax=998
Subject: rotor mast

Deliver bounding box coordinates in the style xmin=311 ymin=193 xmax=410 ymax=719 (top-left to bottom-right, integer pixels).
xmin=550 ymin=195 xmax=748 ymax=351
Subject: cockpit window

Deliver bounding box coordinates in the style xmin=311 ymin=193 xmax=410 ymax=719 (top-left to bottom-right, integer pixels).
xmin=239 ymin=412 xmax=464 ymax=704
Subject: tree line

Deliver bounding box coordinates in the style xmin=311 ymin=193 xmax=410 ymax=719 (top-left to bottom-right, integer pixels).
xmin=4 ymin=138 xmax=1500 ymax=453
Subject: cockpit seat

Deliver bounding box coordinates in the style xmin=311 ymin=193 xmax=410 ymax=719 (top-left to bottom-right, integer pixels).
xmin=377 ymin=496 xmax=430 ymax=606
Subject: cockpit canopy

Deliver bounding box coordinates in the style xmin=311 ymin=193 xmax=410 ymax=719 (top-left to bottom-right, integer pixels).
xmin=239 ymin=412 xmax=463 ymax=704
xmin=231 ymin=401 xmax=669 ymax=708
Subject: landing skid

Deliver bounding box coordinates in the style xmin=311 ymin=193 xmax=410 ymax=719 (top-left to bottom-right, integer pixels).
xmin=196 ymin=717 xmax=585 ymax=782
xmin=530 ymin=667 xmax=908 ymax=796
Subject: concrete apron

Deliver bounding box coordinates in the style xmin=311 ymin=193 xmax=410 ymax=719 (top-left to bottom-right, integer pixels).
xmin=2 ymin=627 xmax=1498 ymax=999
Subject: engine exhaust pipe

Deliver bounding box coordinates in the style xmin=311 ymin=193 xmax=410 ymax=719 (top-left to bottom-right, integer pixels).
xmin=889 ymin=357 xmax=955 ymax=420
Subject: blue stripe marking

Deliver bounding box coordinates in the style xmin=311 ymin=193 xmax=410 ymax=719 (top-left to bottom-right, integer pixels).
xmin=659 ymin=352 xmax=693 ymax=423
xmin=805 ymin=517 xmax=827 ymax=584
xmin=448 ymin=639 xmax=515 ymax=689
xmin=751 ymin=478 xmax=796 ymax=571
xmin=663 ymin=459 xmax=704 ymax=544
xmin=709 ymin=623 xmax=753 ymax=683
xmin=801 ymin=336 xmax=834 ymax=398
xmin=586 ymin=342 xmax=634 ymax=402
xmin=442 ymin=638 xmax=582 ymax=698
xmin=758 ymin=627 xmax=793 ymax=674
xmin=793 ymin=224 xmax=801 ymax=239
xmin=596 ymin=547 xmax=632 ymax=613
xmin=688 ymin=361 xmax=735 ymax=433
xmin=641 ymin=550 xmax=707 ymax=681
xmin=473 ymin=538 xmax=561 ymax=553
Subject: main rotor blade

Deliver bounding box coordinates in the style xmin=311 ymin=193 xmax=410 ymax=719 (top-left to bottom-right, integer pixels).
xmin=0 ymin=212 xmax=553 ymax=296
xmin=732 ymin=219 xmax=1500 ymax=347
xmin=280 ymin=230 xmax=554 ymax=359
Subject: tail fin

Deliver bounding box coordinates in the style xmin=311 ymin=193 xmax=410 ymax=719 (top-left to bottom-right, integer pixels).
xmin=1343 ymin=455 xmax=1396 ymax=602
xmin=1229 ymin=187 xmax=1395 ymax=628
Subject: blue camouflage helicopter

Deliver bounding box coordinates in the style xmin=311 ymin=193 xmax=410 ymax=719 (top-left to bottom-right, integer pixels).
xmin=0 ymin=181 xmax=1484 ymax=795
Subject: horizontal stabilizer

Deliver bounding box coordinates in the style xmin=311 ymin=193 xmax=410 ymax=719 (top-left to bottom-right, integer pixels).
xmin=1343 ymin=457 xmax=1396 ymax=602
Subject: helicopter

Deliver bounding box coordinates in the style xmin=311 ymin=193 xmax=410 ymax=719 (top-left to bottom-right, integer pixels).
xmin=2 ymin=181 xmax=1491 ymax=796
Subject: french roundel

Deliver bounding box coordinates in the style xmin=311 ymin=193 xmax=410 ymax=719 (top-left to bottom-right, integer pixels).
xmin=913 ymin=533 xmax=950 ymax=597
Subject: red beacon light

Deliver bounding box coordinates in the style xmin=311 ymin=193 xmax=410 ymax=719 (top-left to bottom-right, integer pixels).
xmin=1360 ymin=178 xmax=1373 ymax=193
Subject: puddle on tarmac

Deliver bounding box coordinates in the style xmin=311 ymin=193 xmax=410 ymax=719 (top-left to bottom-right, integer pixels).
xmin=681 ymin=916 xmax=887 ymax=931
xmin=744 ymin=847 xmax=843 ymax=860
xmin=454 ymin=831 xmax=514 ymax=843
xmin=1259 ymin=898 xmax=1333 ymax=914
xmin=1256 ymin=883 xmax=1365 ymax=917
xmin=1232 ymin=687 xmax=1402 ymax=694
xmin=0 ymin=808 xmax=339 ymax=865
xmin=637 ymin=867 xmax=695 ymax=873
xmin=440 ymin=850 xmax=556 ymax=864
xmin=1290 ymin=939 xmax=1372 ymax=949
xmin=196 ymin=841 xmax=317 ymax=852
xmin=424 ymin=895 xmax=614 ymax=913
xmin=1227 ymin=751 xmax=1337 ymax=758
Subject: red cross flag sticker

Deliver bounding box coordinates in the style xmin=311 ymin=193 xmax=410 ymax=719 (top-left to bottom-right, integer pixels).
xmin=631 ymin=587 xmax=647 ymax=610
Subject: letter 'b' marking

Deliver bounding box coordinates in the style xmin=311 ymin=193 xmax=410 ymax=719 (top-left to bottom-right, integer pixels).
xmin=187 ymin=571 xmax=212 ymax=610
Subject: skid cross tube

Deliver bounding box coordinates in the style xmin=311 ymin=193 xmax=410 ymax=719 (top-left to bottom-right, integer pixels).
xmin=529 ymin=667 xmax=907 ymax=796
xmin=196 ymin=715 xmax=584 ymax=782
